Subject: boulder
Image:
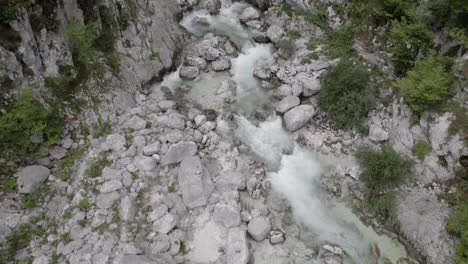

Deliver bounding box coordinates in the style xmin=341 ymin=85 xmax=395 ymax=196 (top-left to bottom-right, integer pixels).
xmin=226 ymin=227 xmax=249 ymax=264
xmin=160 ymin=141 xmax=197 ymax=166
xmin=198 ymin=38 xmax=220 ymax=61
xmin=96 ymin=192 xmax=120 ymax=209
xmin=215 ymin=170 xmax=246 ymax=191
xmin=100 ymin=180 xmax=123 ymax=193
xmin=143 ymin=141 xmax=161 ymax=156
xmin=179 ymin=66 xmax=200 ymax=80
xmin=178 ymin=156 xmax=212 ymax=209
xmin=240 ymin=7 xmax=260 ymax=23
xmin=369 ymin=124 xmax=389 ymax=142
xmin=276 ymin=96 xmax=300 ymax=113
xmin=50 ymin=146 xmax=67 ymax=160
xmin=105 ymin=134 xmax=126 ymax=151
xmin=266 ymin=25 xmax=284 ymax=43
xmin=273 ymin=84 xmax=302 ymax=99
xmin=269 ymin=230 xmax=285 ymax=244
xmin=147 ymin=204 xmax=169 ymax=222
xmin=126 ymin=116 xmax=147 ymax=131
xmin=247 ymin=216 xmax=271 ymax=241
xmin=17 ymin=165 xmax=50 ymax=194
xmin=211 ymin=58 xmax=231 ymax=71
xmin=134 ymin=156 xmax=156 ymax=171
xmin=295 ymin=72 xmax=321 ymax=96
xmin=213 ymin=202 xmax=241 ymax=227
xmin=153 ymin=213 xmax=178 ymax=234
xmin=119 ymin=195 xmax=136 ymax=222
xmin=205 ymin=0 xmax=221 ymax=14
xmin=185 ymin=56 xmax=208 ymax=70
xmin=283 ymin=105 xmax=315 ymax=131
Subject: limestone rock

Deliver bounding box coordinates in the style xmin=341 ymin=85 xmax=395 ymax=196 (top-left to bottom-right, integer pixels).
xmin=240 ymin=7 xmax=260 ymax=23
xmin=119 ymin=195 xmax=136 ymax=222
xmin=134 ymin=156 xmax=157 ymax=171
xmin=247 ymin=216 xmax=271 ymax=241
xmin=100 ymin=180 xmax=123 ymax=193
xmin=126 ymin=116 xmax=147 ymax=131
xmin=180 ymin=66 xmax=200 ymax=80
xmin=226 ymin=227 xmax=249 ymax=264
xmin=211 ymin=58 xmax=231 ymax=71
xmin=283 ymin=105 xmax=315 ymax=131
xmin=160 ymin=141 xmax=197 ymax=166
xmin=153 ymin=213 xmax=179 ymax=234
xmin=178 ymin=156 xmax=212 ymax=209
xmin=213 ymin=202 xmax=241 ymax=227
xmin=143 ymin=141 xmax=161 ymax=156
xmin=295 ymin=72 xmax=321 ymax=96
xmin=266 ymin=25 xmax=285 ymax=43
xmin=17 ymin=165 xmax=50 ymax=194
xmin=276 ymin=96 xmax=300 ymax=113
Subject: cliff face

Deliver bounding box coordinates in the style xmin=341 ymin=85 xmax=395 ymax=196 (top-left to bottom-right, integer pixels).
xmin=0 ymin=0 xmax=188 ymax=108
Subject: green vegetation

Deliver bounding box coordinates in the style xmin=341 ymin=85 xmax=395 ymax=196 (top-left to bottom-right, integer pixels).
xmin=0 ymin=224 xmax=32 ymax=263
xmin=0 ymin=87 xmax=64 ymax=155
xmin=394 ymin=56 xmax=454 ymax=113
xmin=150 ymin=52 xmax=160 ymax=60
xmin=356 ymin=145 xmax=413 ymax=218
xmin=413 ymin=141 xmax=432 ymax=160
xmin=319 ymin=60 xmax=375 ymax=130
xmin=20 ymin=193 xmax=39 ymax=209
xmin=288 ymin=31 xmax=301 ymax=41
xmin=92 ymin=118 xmax=112 ymax=138
xmin=168 ymin=182 xmax=176 ymax=193
xmin=86 ymin=155 xmax=112 ymax=178
xmin=276 ymin=38 xmax=295 ymax=57
xmin=390 ymin=18 xmax=433 ymax=75
xmin=55 ymin=146 xmax=87 ymax=181
xmin=371 ymin=0 xmax=412 ymax=22
xmin=1 ymin=178 xmax=16 ymax=192
xmin=78 ymin=198 xmax=92 ymax=211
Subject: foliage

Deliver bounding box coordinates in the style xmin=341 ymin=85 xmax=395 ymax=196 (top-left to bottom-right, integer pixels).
xmin=356 ymin=145 xmax=413 ymax=218
xmin=1 ymin=224 xmax=32 ymax=262
xmin=445 ymin=101 xmax=467 ymax=138
xmin=0 ymin=0 xmax=22 ymax=23
xmin=288 ymin=31 xmax=301 ymax=41
xmin=55 ymin=146 xmax=87 ymax=181
xmin=66 ymin=22 xmax=100 ymax=70
xmin=92 ymin=119 xmax=112 ymax=138
xmin=0 ymin=87 xmax=64 ymax=154
xmin=45 ymin=66 xmax=78 ymax=99
xmin=446 ymin=180 xmax=468 ymax=264
xmin=394 ymin=56 xmax=454 ymax=112
xmin=117 ymin=2 xmax=131 ymax=29
xmin=319 ymin=60 xmax=375 ymax=129
xmin=324 ymin=27 xmax=355 ymax=59
xmin=371 ymin=0 xmax=413 ymax=21
xmin=1 ymin=177 xmax=16 ymax=191
xmin=412 ymin=140 xmax=432 ymax=160
xmin=429 ymin=0 xmax=468 ymax=31
xmin=390 ymin=18 xmax=433 ymax=75
xmin=78 ymin=198 xmax=92 ymax=211
xmin=20 ymin=193 xmax=39 ymax=209
xmin=150 ymin=52 xmax=160 ymax=60
xmin=86 ymin=156 xmax=112 ymax=178
xmin=276 ymin=38 xmax=295 ymax=57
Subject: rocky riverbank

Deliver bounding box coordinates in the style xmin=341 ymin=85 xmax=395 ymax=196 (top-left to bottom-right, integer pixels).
xmin=0 ymin=0 xmax=466 ymax=264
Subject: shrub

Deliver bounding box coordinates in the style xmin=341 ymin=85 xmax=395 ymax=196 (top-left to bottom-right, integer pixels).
xmin=390 ymin=18 xmax=433 ymax=75
xmin=319 ymin=60 xmax=375 ymax=129
xmin=0 ymin=87 xmax=64 ymax=153
xmin=356 ymin=145 xmax=413 ymax=218
xmin=413 ymin=140 xmax=432 ymax=159
xmin=324 ymin=28 xmax=355 ymax=59
xmin=394 ymin=56 xmax=454 ymax=113
xmin=65 ymin=22 xmax=99 ymax=69
xmin=446 ymin=181 xmax=468 ymax=264
xmin=276 ymin=38 xmax=295 ymax=57
xmin=2 ymin=224 xmax=32 ymax=261
xmin=86 ymin=156 xmax=112 ymax=178
xmin=372 ymin=0 xmax=412 ymax=21
xmin=1 ymin=178 xmax=16 ymax=191
xmin=288 ymin=31 xmax=301 ymax=41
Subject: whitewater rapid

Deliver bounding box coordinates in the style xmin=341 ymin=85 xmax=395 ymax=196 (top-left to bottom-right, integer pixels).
xmin=161 ymin=2 xmax=418 ymax=263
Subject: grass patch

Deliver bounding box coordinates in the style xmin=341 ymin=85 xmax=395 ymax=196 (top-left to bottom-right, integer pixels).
xmin=92 ymin=118 xmax=112 ymax=138
xmin=20 ymin=193 xmax=39 ymax=209
xmin=413 ymin=140 xmax=432 ymax=160
xmin=1 ymin=178 xmax=16 ymax=192
xmin=288 ymin=30 xmax=301 ymax=41
xmin=0 ymin=223 xmax=32 ymax=262
xmin=86 ymin=155 xmax=112 ymax=178
xmin=357 ymin=145 xmax=413 ymax=219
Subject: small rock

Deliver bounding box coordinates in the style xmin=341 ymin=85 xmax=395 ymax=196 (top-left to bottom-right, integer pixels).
xmin=266 ymin=25 xmax=284 ymax=43
xmin=269 ymin=230 xmax=285 ymax=244
xmin=143 ymin=142 xmax=161 ymax=156
xmin=50 ymin=146 xmax=67 ymax=160
xmin=105 ymin=134 xmax=126 ymax=151
xmin=160 ymin=141 xmax=197 ymax=166
xmin=96 ymin=192 xmax=120 ymax=209
xmin=126 ymin=116 xmax=147 ymax=131
xmin=100 ymin=180 xmax=123 ymax=193
xmin=180 ymin=66 xmax=200 ymax=80
xmin=240 ymin=7 xmax=260 ymax=23
xmin=153 ymin=213 xmax=178 ymax=234
xmin=211 ymin=58 xmax=231 ymax=71
xmin=226 ymin=227 xmax=249 ymax=264
xmin=134 ymin=156 xmax=156 ymax=171
xmin=147 ymin=204 xmax=169 ymax=222
xmin=17 ymin=165 xmax=50 ymax=194
xmin=119 ymin=195 xmax=136 ymax=222
xmin=276 ymin=96 xmax=300 ymax=113
xmin=159 ymin=100 xmax=176 ymax=111
xmin=284 ymin=105 xmax=315 ymax=131
xmin=247 ymin=216 xmax=271 ymax=241
xmin=62 ymin=138 xmax=74 ymax=149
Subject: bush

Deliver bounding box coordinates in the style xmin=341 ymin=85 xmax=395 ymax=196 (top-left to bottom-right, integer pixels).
xmin=372 ymin=0 xmax=413 ymax=21
xmin=390 ymin=18 xmax=433 ymax=75
xmin=319 ymin=60 xmax=375 ymax=129
xmin=288 ymin=31 xmax=301 ymax=41
xmin=413 ymin=140 xmax=432 ymax=159
xmin=86 ymin=156 xmax=112 ymax=178
xmin=394 ymin=56 xmax=454 ymax=113
xmin=446 ymin=181 xmax=468 ymax=264
xmin=276 ymin=38 xmax=295 ymax=57
xmin=65 ymin=22 xmax=99 ymax=69
xmin=0 ymin=87 xmax=64 ymax=153
xmin=356 ymin=145 xmax=413 ymax=218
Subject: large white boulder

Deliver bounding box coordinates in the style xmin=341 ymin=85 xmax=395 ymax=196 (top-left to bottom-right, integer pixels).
xmin=283 ymin=105 xmax=315 ymax=131
xmin=178 ymin=156 xmax=212 ymax=209
xmin=17 ymin=165 xmax=50 ymax=194
xmin=160 ymin=141 xmax=197 ymax=166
